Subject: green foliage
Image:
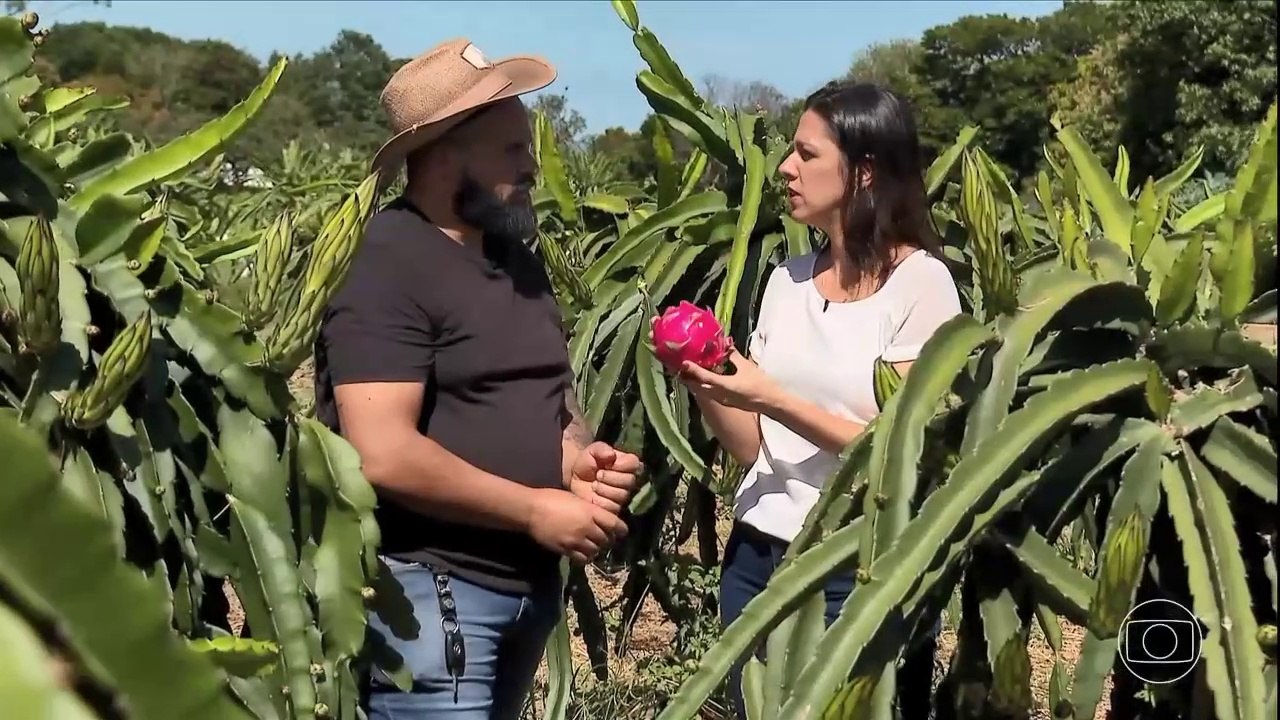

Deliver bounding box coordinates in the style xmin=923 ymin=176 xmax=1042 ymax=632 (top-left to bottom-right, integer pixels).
xmin=531 ymin=9 xmax=1277 ymax=719
xmin=908 ymin=1 xmax=1121 ymax=179
xmin=0 ymin=409 xmax=253 ymax=720
xmin=0 ymin=14 xmax=386 ymax=719
xmin=649 ymin=84 xmax=1280 ymax=720
xmin=25 ymin=0 xmax=1275 ymax=196
xmin=32 ymin=21 xmax=400 ymax=168
xmin=3 ymin=2 xmax=1277 ymax=720
xmin=1107 ymin=0 xmax=1278 ymax=178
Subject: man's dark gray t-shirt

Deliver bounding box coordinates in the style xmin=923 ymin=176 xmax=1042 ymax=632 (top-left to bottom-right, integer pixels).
xmin=313 ymin=197 xmax=572 ymax=594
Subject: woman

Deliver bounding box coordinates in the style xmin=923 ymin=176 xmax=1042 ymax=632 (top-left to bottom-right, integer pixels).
xmin=671 ymin=81 xmax=961 ymax=715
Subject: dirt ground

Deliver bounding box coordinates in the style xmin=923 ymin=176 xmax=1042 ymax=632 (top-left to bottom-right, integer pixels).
xmin=278 ymin=360 xmax=1112 ymax=719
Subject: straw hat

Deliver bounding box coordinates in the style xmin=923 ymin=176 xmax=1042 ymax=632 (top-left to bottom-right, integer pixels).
xmin=370 ymin=38 xmax=557 ymax=177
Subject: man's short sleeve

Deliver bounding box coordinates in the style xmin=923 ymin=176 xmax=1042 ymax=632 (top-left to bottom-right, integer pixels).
xmin=316 ymin=238 xmax=435 ymax=385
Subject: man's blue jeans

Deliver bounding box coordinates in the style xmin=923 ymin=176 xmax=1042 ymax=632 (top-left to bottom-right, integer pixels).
xmin=365 ymin=556 xmax=562 ymax=720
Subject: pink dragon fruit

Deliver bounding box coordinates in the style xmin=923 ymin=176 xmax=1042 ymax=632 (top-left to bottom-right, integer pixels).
xmin=650 ymin=301 xmax=733 ymax=372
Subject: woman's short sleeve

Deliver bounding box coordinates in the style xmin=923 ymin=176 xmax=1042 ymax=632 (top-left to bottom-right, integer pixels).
xmin=881 ymin=255 xmax=963 ymax=363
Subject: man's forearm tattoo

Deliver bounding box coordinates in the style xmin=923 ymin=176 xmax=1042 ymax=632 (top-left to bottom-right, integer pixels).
xmin=563 ymin=387 xmax=594 ymax=448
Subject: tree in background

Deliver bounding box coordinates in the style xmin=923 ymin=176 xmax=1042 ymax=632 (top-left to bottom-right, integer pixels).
xmin=846 ymin=38 xmax=927 ymax=100
xmin=16 ymin=0 xmax=1277 ymax=191
xmin=283 ymin=30 xmax=398 ymax=152
xmin=1048 ymin=38 xmax=1124 ymax=168
xmin=589 ymin=125 xmax=656 ymax=182
xmin=531 ymin=91 xmax=587 ymax=148
xmin=1110 ymin=0 xmax=1276 ymax=178
xmin=701 ymin=74 xmax=790 ymax=117
xmin=1048 ymin=0 xmax=1278 ymax=180
xmin=911 ymin=0 xmax=1118 ymax=179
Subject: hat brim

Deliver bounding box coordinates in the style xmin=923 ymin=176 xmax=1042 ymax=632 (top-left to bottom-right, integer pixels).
xmin=370 ymin=54 xmax=556 ymax=181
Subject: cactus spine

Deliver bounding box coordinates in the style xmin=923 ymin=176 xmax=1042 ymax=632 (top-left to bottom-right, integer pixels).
xmin=61 ymin=311 xmax=153 ymax=430
xmin=959 ymin=152 xmax=1018 ymax=317
xmin=263 ymin=172 xmax=380 ymax=373
xmin=539 ymin=230 xmax=593 ymax=308
xmin=988 ymin=632 xmax=1033 ymax=715
xmin=245 ymin=211 xmax=296 ymax=330
xmin=16 ymin=216 xmax=61 ymax=356
xmin=1087 ymin=509 xmax=1149 ymax=637
xmin=872 ymin=355 xmax=902 ymax=411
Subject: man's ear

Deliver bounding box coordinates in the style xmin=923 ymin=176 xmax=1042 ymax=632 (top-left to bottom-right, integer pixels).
xmin=411 ymin=141 xmax=464 ymax=183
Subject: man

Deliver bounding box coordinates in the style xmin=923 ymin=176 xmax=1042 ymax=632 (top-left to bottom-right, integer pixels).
xmin=312 ymin=38 xmax=643 ymax=719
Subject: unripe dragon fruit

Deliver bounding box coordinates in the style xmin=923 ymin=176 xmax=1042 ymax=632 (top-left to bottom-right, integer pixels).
xmin=650 ymin=301 xmax=732 ymax=372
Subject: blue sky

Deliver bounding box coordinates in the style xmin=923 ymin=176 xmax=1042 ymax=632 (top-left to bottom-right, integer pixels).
xmin=38 ymin=0 xmax=1063 ymax=133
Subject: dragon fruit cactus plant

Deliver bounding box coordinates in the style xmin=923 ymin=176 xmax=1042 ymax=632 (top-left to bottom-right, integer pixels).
xmin=650 ymin=301 xmax=734 ymax=372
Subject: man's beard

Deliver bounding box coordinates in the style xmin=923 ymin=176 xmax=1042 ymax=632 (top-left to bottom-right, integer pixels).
xmin=453 ymin=174 xmax=536 ymax=246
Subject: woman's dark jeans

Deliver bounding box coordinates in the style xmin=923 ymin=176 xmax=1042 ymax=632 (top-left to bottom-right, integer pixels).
xmin=718 ymin=521 xmax=937 ymax=720
xmin=718 ymin=521 xmax=854 ymax=718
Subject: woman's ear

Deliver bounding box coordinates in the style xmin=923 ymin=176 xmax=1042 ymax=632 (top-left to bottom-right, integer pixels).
xmin=856 ymin=161 xmax=874 ymax=191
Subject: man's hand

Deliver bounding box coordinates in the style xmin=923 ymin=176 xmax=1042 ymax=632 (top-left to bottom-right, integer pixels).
xmin=568 ymin=441 xmax=644 ymax=515
xmin=527 ymin=488 xmax=628 ymax=565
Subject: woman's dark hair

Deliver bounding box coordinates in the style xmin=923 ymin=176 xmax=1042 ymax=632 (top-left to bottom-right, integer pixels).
xmin=801 ymin=80 xmax=942 ymax=291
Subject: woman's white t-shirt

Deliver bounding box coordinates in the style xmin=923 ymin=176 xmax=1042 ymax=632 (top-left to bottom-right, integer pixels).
xmin=735 ymin=247 xmax=962 ymax=543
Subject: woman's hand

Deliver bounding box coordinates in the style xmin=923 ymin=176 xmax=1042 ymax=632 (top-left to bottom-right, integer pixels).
xmin=675 ymin=349 xmax=783 ymax=413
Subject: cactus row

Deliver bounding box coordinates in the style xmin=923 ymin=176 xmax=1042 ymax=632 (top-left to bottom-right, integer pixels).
xmin=0 ymin=14 xmax=390 ymax=720
xmin=2 ymin=5 xmax=1276 ymax=719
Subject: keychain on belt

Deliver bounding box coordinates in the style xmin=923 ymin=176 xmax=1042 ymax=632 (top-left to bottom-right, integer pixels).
xmin=433 ymin=571 xmax=466 ymax=701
